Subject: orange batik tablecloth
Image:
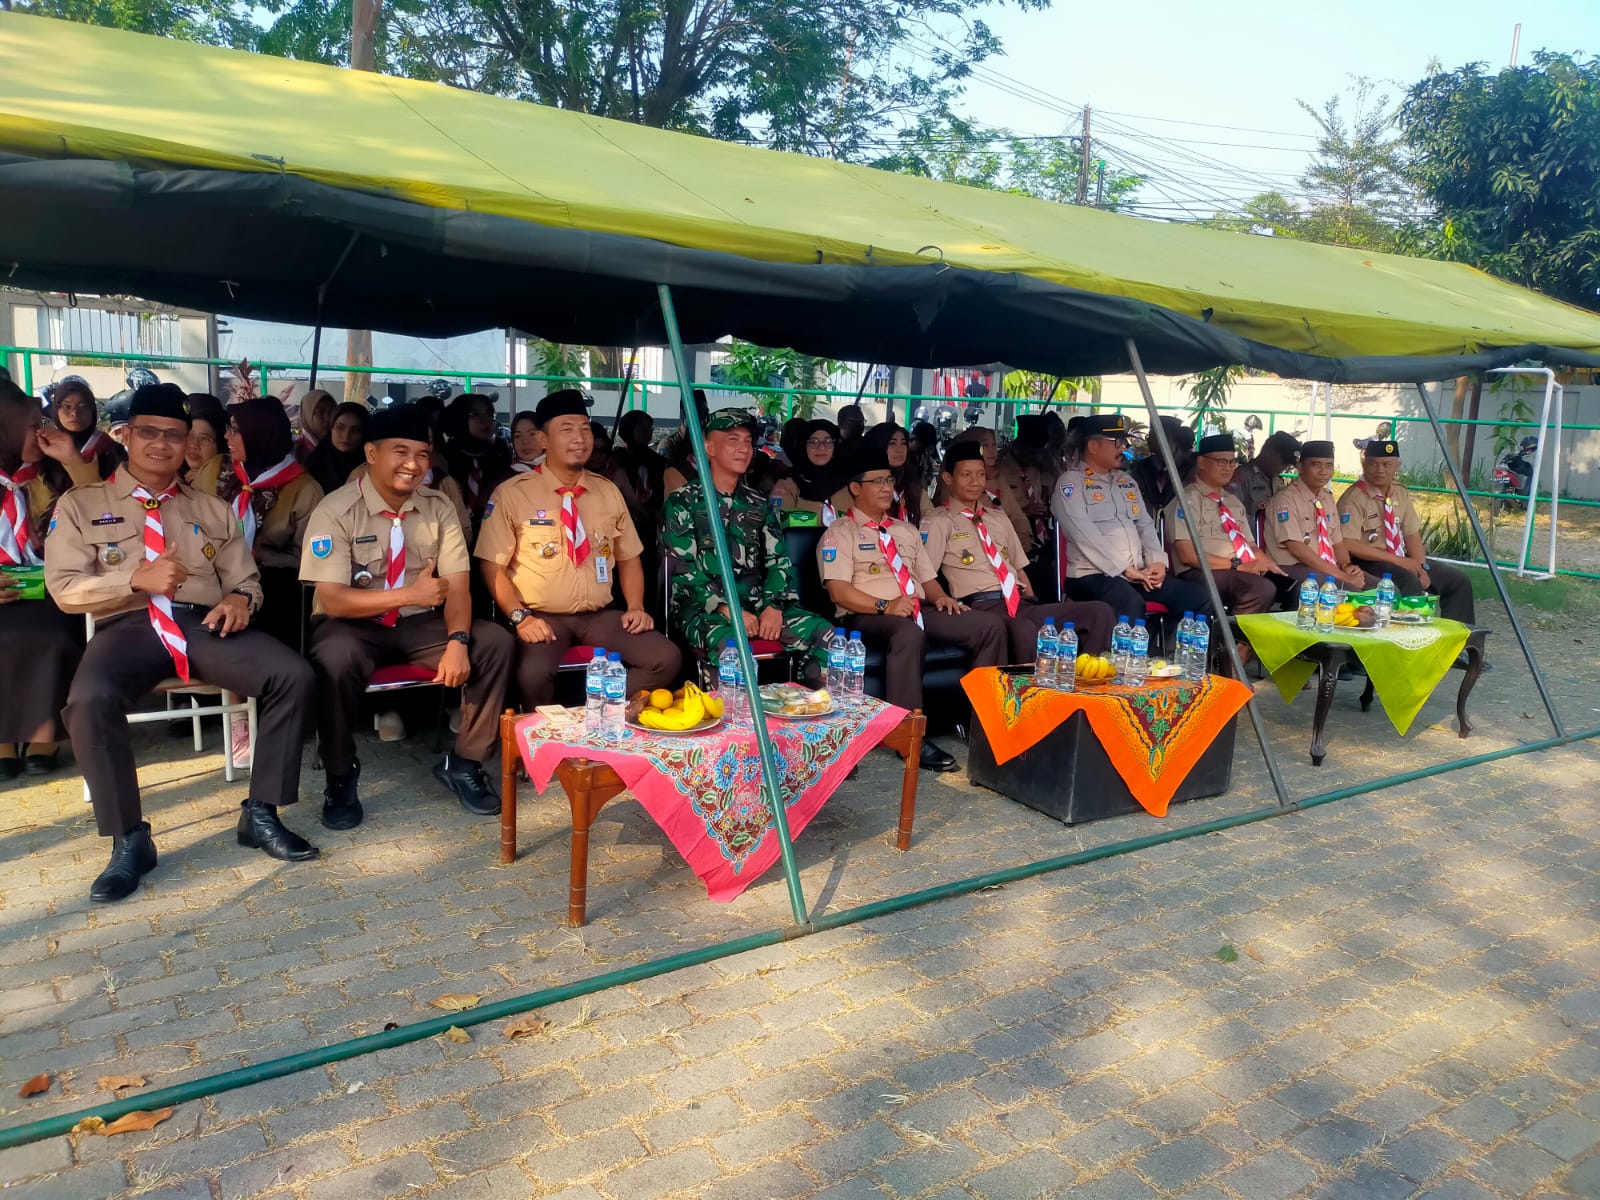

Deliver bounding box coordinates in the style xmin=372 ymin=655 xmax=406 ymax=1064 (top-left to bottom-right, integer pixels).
xmin=960 ymin=667 xmax=1253 ymax=816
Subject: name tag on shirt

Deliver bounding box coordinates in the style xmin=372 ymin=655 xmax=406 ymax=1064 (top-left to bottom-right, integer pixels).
xmin=595 ymin=555 xmax=611 ymax=585
xmin=354 ymin=534 xmax=378 ymax=544
xmin=529 ymin=518 xmax=555 ymax=526
xmin=90 ymin=514 xmax=124 ymax=527
xmin=858 ymin=543 xmax=875 ymax=551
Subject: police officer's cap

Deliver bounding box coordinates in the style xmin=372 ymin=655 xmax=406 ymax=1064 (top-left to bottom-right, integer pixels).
xmin=1363 ymin=439 xmax=1400 ymax=459
xmin=942 ymin=441 xmax=985 ymax=469
xmin=705 ymin=408 xmax=760 ymax=435
xmin=1084 ymin=414 xmax=1129 ymax=440
xmin=1299 ymin=440 xmax=1336 ymax=460
xmin=128 ymin=383 xmax=192 ymax=426
xmin=534 ymin=389 xmax=590 ymax=427
xmin=850 ymin=448 xmax=894 ymax=481
xmin=1197 ymin=433 xmax=1236 ymax=455
xmin=367 ymin=404 xmax=433 ymax=446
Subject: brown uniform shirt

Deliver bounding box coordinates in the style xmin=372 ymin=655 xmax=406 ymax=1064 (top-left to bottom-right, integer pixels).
xmin=920 ymin=503 xmax=1029 ymax=600
xmin=1336 ymin=480 xmax=1421 ymax=554
xmin=299 ymin=478 xmax=470 ymax=617
xmin=474 ymin=467 xmax=643 ymax=614
xmin=1169 ymin=484 xmax=1263 ymax=563
xmin=817 ymin=508 xmax=935 ymax=618
xmin=45 ymin=471 xmax=262 ymax=619
xmin=253 ymin=473 xmax=325 ymax=571
xmin=1267 ymin=480 xmax=1345 ymax=568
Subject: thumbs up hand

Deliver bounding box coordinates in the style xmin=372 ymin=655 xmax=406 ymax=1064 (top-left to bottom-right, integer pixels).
xmin=131 ymin=541 xmax=188 ymax=597
xmin=407 ymin=557 xmax=449 ymax=608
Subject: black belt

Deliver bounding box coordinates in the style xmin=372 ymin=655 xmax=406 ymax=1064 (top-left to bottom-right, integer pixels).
xmin=960 ymin=590 xmax=1008 ymax=606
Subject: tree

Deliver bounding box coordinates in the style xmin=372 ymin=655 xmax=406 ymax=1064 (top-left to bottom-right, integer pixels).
xmin=1397 ymin=51 xmax=1600 ymax=313
xmin=711 ymin=340 xmax=842 ymax=419
xmin=15 ymin=0 xmax=257 ymax=43
xmin=1294 ymin=78 xmax=1413 ymax=250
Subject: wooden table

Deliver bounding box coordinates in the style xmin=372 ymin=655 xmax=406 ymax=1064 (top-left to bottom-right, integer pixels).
xmin=498 ymin=709 xmax=927 ymax=926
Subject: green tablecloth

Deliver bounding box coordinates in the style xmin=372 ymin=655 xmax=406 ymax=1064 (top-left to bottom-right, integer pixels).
xmin=1237 ymin=611 xmax=1471 ymax=735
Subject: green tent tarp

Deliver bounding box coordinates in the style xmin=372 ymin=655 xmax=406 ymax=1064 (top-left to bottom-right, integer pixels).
xmin=3 ymin=12 xmax=1599 ymax=381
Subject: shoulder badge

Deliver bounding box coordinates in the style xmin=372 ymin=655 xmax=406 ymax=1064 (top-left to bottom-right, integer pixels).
xmin=311 ymin=536 xmax=333 ymax=560
xmin=1340 ymin=511 xmax=1351 ymax=524
xmin=920 ymin=530 xmax=929 ymax=542
xmin=1176 ymin=507 xmax=1185 ymax=520
xmin=821 ymin=546 xmax=837 ymax=563
xmin=1276 ymin=510 xmax=1290 ymax=523
xmin=484 ymin=500 xmax=494 ymax=517
xmin=1060 ymin=484 xmax=1074 ymax=499
xmin=47 ymin=517 xmax=56 ymax=537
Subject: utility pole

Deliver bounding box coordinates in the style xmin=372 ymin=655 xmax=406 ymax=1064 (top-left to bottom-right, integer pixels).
xmin=1075 ymin=107 xmax=1092 ymax=205
xmin=345 ymin=0 xmax=380 ymax=403
xmin=1094 ymin=159 xmax=1106 ymax=208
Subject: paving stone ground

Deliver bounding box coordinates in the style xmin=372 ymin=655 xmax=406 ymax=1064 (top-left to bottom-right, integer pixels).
xmin=1 ymin=592 xmax=1598 ymax=1199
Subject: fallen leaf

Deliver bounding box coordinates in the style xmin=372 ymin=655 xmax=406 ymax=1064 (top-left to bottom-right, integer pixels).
xmin=382 ymin=1022 xmax=399 ymax=1032
xmin=18 ymin=1073 xmax=51 ymax=1098
xmin=430 ymin=993 xmax=481 ymax=1013
xmin=97 ymin=1075 xmax=147 ymax=1093
xmin=346 ymin=1082 xmax=365 ymax=1095
xmin=442 ymin=1026 xmax=471 ymax=1044
xmin=98 ymin=1108 xmax=174 ymax=1136
xmin=1243 ymin=944 xmax=1266 ymax=963
xmin=71 ymin=1116 xmax=105 ymax=1135
xmin=501 ymin=1015 xmax=549 ymax=1040
xmin=1216 ymin=944 xmax=1239 ymax=964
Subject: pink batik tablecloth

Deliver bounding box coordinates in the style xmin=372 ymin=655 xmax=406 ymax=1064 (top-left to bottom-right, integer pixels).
xmin=513 ymin=698 xmax=909 ymax=901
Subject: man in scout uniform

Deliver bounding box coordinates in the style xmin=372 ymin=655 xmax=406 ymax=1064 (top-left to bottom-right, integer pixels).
xmin=1052 ymin=413 xmax=1210 ymax=623
xmin=819 ymin=447 xmax=1007 ymax=774
xmin=301 ymin=405 xmax=514 ymax=828
xmin=1228 ymin=431 xmax=1300 ymax=537
xmin=922 ymin=441 xmax=1114 ymax=661
xmin=1169 ymin=434 xmax=1292 ymax=615
xmin=477 ymin=389 xmax=681 ymax=708
xmin=1266 ymin=440 xmax=1376 ymax=590
xmin=1338 ymin=439 xmax=1474 ymax=622
xmin=663 ymin=408 xmax=833 ymax=680
xmin=46 ymin=384 xmax=320 ymax=903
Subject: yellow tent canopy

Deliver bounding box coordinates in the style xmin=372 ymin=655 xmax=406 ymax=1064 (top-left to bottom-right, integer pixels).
xmin=2 ymin=12 xmax=1598 ymax=380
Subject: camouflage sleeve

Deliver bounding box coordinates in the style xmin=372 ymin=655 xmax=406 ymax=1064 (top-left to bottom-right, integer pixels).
xmin=663 ymin=488 xmax=722 ymax=618
xmin=760 ymin=501 xmax=800 ymax=610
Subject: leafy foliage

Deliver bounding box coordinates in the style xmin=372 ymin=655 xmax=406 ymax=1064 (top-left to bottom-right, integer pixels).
xmin=711 ymin=340 xmax=841 ymax=418
xmin=1181 ymin=365 xmax=1244 ymax=433
xmin=1000 ymin=371 xmax=1099 ymax=405
xmin=1396 ymin=51 xmax=1600 ymax=311
xmin=15 ymin=0 xmax=258 ymax=44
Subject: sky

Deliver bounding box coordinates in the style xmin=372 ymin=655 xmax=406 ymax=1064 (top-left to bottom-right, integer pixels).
xmin=914 ymin=0 xmax=1597 ymax=220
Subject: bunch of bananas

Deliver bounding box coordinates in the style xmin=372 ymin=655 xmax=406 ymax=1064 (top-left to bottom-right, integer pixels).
xmin=1074 ymin=654 xmax=1117 ymax=682
xmin=636 ymin=682 xmax=723 ymax=730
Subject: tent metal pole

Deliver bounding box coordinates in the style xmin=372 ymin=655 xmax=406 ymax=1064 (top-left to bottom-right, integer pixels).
xmin=308 ymin=324 xmax=324 ymax=391
xmin=309 ymin=232 xmax=360 ymax=392
xmin=1411 ymin=381 xmax=1564 ymax=736
xmin=657 ymin=285 xmax=811 ymax=928
xmin=1125 ymin=339 xmax=1292 ymax=808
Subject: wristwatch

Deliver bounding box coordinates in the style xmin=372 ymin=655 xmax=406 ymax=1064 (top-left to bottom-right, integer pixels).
xmin=230 ymin=588 xmax=256 ymax=614
xmin=875 ymin=599 xmax=889 ymax=614
xmin=508 ymin=608 xmax=531 ymax=627
xmin=447 ymin=631 xmax=471 ymax=646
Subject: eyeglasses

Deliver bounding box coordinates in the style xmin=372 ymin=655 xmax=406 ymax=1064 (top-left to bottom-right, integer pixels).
xmin=806 ymin=437 xmax=836 ymax=448
xmin=1200 ymin=454 xmax=1237 ymax=465
xmin=857 ymin=474 xmax=895 ymax=488
xmin=128 ymin=424 xmax=189 ymax=447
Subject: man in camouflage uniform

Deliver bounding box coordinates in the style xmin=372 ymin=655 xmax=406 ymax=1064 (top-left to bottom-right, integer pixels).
xmin=664 ymin=409 xmax=833 ymax=682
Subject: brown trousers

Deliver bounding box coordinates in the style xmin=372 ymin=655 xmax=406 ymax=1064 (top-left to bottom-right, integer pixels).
xmin=1178 ymin=568 xmax=1284 ymax=616
xmin=309 ymin=613 xmax=514 ymax=775
xmin=63 ymin=606 xmax=315 ymax=837
xmin=967 ymin=596 xmax=1117 ymax=661
xmin=515 ymin=609 xmax=682 ymax=708
xmin=845 ymin=608 xmax=1007 ymax=711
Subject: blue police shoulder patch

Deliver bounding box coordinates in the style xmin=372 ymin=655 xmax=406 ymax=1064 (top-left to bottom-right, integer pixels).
xmin=1060 ymin=484 xmax=1074 ymax=499
xmin=311 ymin=536 xmax=333 ymax=559
xmin=1276 ymin=510 xmax=1290 ymax=523
xmin=821 ymin=546 xmax=837 ymax=562
xmin=1339 ymin=511 xmax=1351 ymax=524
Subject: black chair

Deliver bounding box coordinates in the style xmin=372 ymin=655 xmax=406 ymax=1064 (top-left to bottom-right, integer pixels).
xmin=784 ymin=525 xmax=973 ymax=729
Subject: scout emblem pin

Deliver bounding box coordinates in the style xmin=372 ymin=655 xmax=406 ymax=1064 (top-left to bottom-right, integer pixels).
xmin=99 ymin=544 xmax=124 ymax=566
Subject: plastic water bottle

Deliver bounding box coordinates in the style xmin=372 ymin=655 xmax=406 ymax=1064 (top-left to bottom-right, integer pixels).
xmin=1058 ymin=621 xmax=1078 ymax=693
xmin=1297 ymin=574 xmax=1319 ymax=631
xmin=826 ymin=627 xmax=847 ymax=693
xmin=1128 ymin=619 xmax=1150 ymax=686
xmin=584 ymin=647 xmax=608 ymax=736
xmin=844 ymin=632 xmax=867 ymax=708
xmin=717 ymin=639 xmax=747 ymax=727
xmin=1112 ymin=614 xmax=1133 ymax=676
xmin=1315 ymin=577 xmax=1339 ymax=634
xmin=601 ymin=652 xmax=628 ymax=739
xmin=1189 ymin=614 xmax=1211 ymax=679
xmin=1176 ymin=611 xmax=1195 ymax=679
xmin=1035 ymin=619 xmax=1060 ymax=689
xmin=1375 ymin=573 xmax=1397 ymax=629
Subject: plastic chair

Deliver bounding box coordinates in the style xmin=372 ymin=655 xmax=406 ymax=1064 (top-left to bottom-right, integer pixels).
xmin=660 ymin=552 xmax=797 ymax=685
xmin=82 ymin=612 xmax=257 ymax=802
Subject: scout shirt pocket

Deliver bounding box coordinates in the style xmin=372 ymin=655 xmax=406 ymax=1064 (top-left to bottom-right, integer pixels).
xmin=171 ymin=514 xmax=228 ymax=578
xmin=517 ymin=518 xmax=564 ymax=573
xmin=82 ymin=522 xmax=137 ymax=571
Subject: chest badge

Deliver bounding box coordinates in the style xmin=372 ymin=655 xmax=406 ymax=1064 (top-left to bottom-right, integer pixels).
xmin=540 ymin=542 xmax=559 ymax=558
xmin=868 ymin=563 xmax=881 ymax=575
xmin=959 ymin=551 xmax=976 ymax=566
xmin=99 ymin=544 xmax=125 ymax=567
xmin=202 ymin=542 xmax=217 ymax=560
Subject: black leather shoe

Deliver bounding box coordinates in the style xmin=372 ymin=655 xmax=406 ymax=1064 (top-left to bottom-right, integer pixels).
xmin=236 ymin=804 xmax=320 ymax=861
xmin=433 ymin=754 xmax=500 ymax=816
xmin=0 ymin=756 xmax=20 ymax=782
xmin=321 ymin=758 xmax=364 ymax=830
xmin=23 ymin=751 xmax=59 ymax=776
xmin=90 ymin=823 xmax=157 ymax=903
xmin=918 ymin=742 xmax=958 ymax=773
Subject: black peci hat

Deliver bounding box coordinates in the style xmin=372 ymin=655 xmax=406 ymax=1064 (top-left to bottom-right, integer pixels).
xmin=1197 ymin=433 xmax=1237 ymax=455
xmin=128 ymin=383 xmax=192 ymax=426
xmin=367 ymin=404 xmax=434 ymax=445
xmin=534 ymin=388 xmax=590 ymax=427
xmin=1299 ymin=440 xmax=1336 ymax=460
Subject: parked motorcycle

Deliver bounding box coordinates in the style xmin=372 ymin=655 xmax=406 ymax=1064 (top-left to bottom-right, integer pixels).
xmin=1492 ymin=435 xmax=1539 ymax=514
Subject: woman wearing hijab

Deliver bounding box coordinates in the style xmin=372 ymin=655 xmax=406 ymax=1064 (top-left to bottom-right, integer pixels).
xmin=294 ymin=388 xmax=337 ymax=461
xmin=831 ymin=423 xmax=925 ymax=525
xmin=770 ymin=419 xmax=846 ymax=525
xmin=304 ymin=402 xmax=369 ymax=494
xmin=183 ymin=408 xmax=229 ymax=492
xmin=217 ymin=396 xmax=324 ymax=647
xmin=509 ymin=410 xmax=541 ymax=474
xmin=46 ymin=378 xmax=124 ymax=484
xmin=441 ymin=392 xmax=512 ymax=526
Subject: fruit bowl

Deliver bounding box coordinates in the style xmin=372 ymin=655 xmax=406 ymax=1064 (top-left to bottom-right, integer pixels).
xmin=1072 ymin=654 xmax=1118 ymax=684
xmin=627 ymin=682 xmax=726 ymax=732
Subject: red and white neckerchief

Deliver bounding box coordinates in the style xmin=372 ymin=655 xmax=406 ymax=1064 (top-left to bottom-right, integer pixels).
xmin=861 ymin=513 xmax=922 ymax=628
xmin=890 ymin=489 xmax=907 ymax=522
xmin=1313 ymin=497 xmax=1336 ymax=563
xmin=128 ymin=478 xmax=189 ymax=681
xmin=360 ymin=478 xmax=409 ymax=627
xmin=537 ymin=466 xmax=590 ymax=564
xmin=78 ymin=430 xmax=110 ymax=463
xmin=958 ymin=504 xmax=1019 ymax=616
xmin=1362 ymin=482 xmax=1404 ymax=554
xmin=230 ymin=453 xmax=303 ymax=550
xmin=0 ymin=464 xmax=41 ymax=567
xmin=1207 ymin=492 xmax=1256 ymax=563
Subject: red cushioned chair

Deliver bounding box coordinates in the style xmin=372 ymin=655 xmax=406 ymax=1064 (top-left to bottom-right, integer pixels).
xmin=1056 ymin=524 xmax=1168 ymax=654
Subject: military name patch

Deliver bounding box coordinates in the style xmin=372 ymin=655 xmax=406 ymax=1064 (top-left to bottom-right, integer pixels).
xmin=90 ymin=514 xmax=124 ymax=527
xmin=311 ymin=536 xmax=333 ymax=559
xmin=858 ymin=543 xmax=875 ymax=551
xmin=821 ymin=547 xmax=837 ymax=562
xmin=354 ymin=534 xmax=378 ymax=544
xmin=529 ymin=518 xmax=555 ymax=526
